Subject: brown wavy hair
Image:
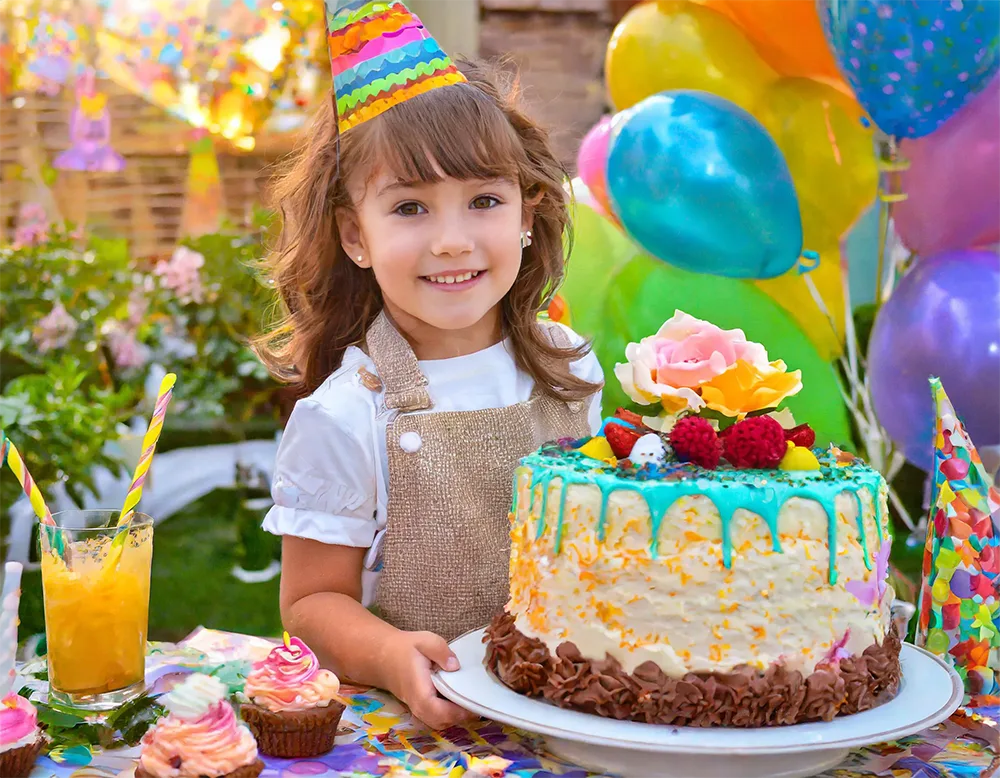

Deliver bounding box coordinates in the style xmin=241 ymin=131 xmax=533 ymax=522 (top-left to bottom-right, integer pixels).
xmin=254 ymin=59 xmax=602 ymax=402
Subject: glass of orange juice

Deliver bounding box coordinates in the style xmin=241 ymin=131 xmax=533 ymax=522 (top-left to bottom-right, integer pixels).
xmin=40 ymin=510 xmax=153 ymax=710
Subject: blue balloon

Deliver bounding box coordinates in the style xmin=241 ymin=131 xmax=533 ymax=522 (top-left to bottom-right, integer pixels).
xmin=605 ymin=91 xmax=802 ymax=280
xmin=818 ymin=0 xmax=1000 ymax=139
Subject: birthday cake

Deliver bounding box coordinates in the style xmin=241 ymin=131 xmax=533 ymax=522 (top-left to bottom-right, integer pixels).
xmin=485 ymin=312 xmax=901 ymax=726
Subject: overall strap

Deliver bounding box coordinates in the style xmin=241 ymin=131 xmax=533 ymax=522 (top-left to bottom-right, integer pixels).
xmin=364 ymin=311 xmax=433 ymax=412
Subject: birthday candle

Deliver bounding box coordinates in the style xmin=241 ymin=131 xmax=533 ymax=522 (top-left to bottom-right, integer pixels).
xmin=0 ymin=562 xmax=23 ymax=698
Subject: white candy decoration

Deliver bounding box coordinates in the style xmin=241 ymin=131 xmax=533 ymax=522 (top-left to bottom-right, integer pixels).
xmin=630 ymin=433 xmax=667 ymax=467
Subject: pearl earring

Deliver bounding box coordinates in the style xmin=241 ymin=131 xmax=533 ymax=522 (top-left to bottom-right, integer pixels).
xmin=356 ymin=256 xmax=364 ymax=265
xmin=520 ymin=230 xmax=533 ymax=249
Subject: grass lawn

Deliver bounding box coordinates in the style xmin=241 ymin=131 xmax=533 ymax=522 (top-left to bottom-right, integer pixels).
xmin=16 ymin=488 xmax=284 ymax=646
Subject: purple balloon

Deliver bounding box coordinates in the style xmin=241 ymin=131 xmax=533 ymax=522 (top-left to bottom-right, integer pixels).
xmin=896 ymin=78 xmax=1000 ymax=257
xmin=869 ymin=250 xmax=1000 ymax=470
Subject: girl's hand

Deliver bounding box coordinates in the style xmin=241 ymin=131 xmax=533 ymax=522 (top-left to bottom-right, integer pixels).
xmin=382 ymin=630 xmax=478 ymax=731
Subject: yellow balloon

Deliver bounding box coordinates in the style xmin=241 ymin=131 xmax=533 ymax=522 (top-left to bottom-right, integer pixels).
xmin=606 ymin=0 xmax=775 ymax=113
xmin=754 ymin=242 xmax=845 ymax=360
xmin=754 ymin=77 xmax=877 ymax=244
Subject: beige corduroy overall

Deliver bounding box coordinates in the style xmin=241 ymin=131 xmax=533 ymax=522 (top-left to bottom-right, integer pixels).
xmin=363 ymin=311 xmax=593 ymax=640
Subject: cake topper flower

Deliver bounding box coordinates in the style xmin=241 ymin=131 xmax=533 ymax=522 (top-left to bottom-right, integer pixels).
xmin=614 ymin=311 xmax=802 ymax=418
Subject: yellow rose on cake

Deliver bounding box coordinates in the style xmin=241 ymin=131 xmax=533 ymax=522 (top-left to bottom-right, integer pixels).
xmin=614 ymin=311 xmax=802 ymax=418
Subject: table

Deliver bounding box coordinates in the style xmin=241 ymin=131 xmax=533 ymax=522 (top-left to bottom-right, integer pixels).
xmin=18 ymin=628 xmax=1000 ymax=778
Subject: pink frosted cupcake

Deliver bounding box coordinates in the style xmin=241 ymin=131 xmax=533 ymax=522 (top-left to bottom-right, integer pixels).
xmin=0 ymin=692 xmax=42 ymax=778
xmin=239 ymin=633 xmax=344 ymax=757
xmin=138 ymin=674 xmax=262 ymax=778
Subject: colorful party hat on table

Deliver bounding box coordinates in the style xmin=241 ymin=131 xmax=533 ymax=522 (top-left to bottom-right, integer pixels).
xmin=325 ymin=0 xmax=466 ymax=134
xmin=916 ymin=377 xmax=1000 ymax=703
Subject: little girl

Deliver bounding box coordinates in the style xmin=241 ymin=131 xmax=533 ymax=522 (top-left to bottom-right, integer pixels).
xmin=255 ymin=0 xmax=603 ymax=730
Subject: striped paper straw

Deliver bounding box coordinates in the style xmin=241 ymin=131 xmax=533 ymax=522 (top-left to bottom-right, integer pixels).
xmin=116 ymin=373 xmax=176 ymax=528
xmin=1 ymin=432 xmax=63 ymax=555
xmin=0 ymin=562 xmax=23 ymax=698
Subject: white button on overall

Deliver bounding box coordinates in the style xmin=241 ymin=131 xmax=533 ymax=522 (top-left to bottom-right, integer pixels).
xmin=399 ymin=431 xmax=422 ymax=453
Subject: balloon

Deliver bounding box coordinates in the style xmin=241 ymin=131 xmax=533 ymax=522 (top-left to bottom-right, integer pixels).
xmin=755 ymin=77 xmax=877 ymax=245
xmin=754 ymin=243 xmax=845 ymax=361
xmin=605 ymin=0 xmax=774 ymax=113
xmin=596 ymin=253 xmax=853 ymax=448
xmin=896 ymin=78 xmax=1000 ymax=256
xmin=576 ymin=116 xmax=614 ymax=217
xmin=817 ymin=0 xmax=1000 ymax=139
xmin=704 ymin=0 xmax=849 ymax=91
xmin=562 ymin=198 xmax=637 ymax=336
xmin=606 ymin=90 xmax=802 ymax=279
xmin=869 ymin=250 xmax=1000 ymax=469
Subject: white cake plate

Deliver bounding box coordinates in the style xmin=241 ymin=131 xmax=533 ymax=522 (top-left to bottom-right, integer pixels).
xmin=432 ymin=629 xmax=962 ymax=778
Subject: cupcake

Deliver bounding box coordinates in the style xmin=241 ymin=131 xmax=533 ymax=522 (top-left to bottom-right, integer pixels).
xmin=138 ymin=674 xmax=263 ymax=778
xmin=240 ymin=632 xmax=344 ymax=757
xmin=0 ymin=692 xmax=42 ymax=778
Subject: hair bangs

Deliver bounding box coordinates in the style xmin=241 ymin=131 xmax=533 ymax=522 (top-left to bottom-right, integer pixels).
xmin=353 ymin=82 xmax=528 ymax=186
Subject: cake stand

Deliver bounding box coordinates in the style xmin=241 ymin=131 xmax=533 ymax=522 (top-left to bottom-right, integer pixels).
xmin=432 ymin=629 xmax=962 ymax=778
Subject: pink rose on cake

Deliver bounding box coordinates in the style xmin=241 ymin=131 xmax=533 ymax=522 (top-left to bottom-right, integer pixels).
xmin=0 ymin=692 xmax=43 ymax=778
xmin=614 ymin=311 xmax=802 ymax=417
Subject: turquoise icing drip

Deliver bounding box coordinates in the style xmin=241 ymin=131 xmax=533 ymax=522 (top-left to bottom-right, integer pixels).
xmin=852 ymin=489 xmax=873 ymax=571
xmin=516 ymin=446 xmax=885 ymax=585
xmin=531 ymin=470 xmax=555 ymax=539
xmin=554 ymin=483 xmax=569 ymax=555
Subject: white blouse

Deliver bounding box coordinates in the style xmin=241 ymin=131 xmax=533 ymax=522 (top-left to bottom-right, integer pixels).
xmin=262 ymin=323 xmax=604 ymax=602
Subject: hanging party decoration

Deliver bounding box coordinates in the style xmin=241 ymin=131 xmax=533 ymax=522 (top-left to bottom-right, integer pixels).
xmin=868 ymin=250 xmax=1000 ymax=470
xmin=53 ymin=69 xmax=126 ymax=173
xmin=896 ymin=77 xmax=1000 ymax=257
xmin=95 ymin=0 xmax=295 ymax=145
xmin=22 ymin=10 xmax=80 ymax=96
xmin=817 ymin=0 xmax=1000 ymax=139
xmin=179 ymin=130 xmax=225 ymax=239
xmin=916 ymin=378 xmax=1000 ymax=703
xmin=605 ymin=90 xmax=803 ymax=280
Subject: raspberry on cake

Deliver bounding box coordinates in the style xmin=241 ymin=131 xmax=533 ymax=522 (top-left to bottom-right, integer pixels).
xmin=486 ymin=311 xmax=900 ymax=726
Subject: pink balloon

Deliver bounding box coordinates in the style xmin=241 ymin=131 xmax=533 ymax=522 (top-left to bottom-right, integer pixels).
xmin=576 ymin=115 xmax=614 ymax=214
xmin=896 ymin=77 xmax=1000 ymax=256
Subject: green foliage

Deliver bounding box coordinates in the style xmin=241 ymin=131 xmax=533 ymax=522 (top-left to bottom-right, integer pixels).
xmin=21 ymin=690 xmax=165 ymax=753
xmin=0 ymin=357 xmax=134 ymax=509
xmin=0 ymin=222 xmax=283 ymax=515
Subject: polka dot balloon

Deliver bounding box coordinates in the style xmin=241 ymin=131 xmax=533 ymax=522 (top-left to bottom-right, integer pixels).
xmin=817 ymin=0 xmax=1000 ymax=138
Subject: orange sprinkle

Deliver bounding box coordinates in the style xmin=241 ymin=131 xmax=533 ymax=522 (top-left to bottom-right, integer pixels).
xmin=752 ymin=626 xmax=766 ymax=639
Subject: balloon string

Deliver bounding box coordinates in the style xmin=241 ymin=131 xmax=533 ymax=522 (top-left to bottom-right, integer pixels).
xmin=874 ymin=137 xmax=910 ymax=308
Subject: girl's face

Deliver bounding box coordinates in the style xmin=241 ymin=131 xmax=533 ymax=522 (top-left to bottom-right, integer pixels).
xmin=338 ymin=165 xmax=529 ymax=347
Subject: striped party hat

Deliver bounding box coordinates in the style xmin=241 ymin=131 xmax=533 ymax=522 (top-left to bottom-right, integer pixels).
xmin=325 ymin=0 xmax=467 ymax=134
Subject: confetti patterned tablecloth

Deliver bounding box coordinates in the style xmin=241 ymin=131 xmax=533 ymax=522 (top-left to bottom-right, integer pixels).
xmin=23 ymin=629 xmax=1000 ymax=778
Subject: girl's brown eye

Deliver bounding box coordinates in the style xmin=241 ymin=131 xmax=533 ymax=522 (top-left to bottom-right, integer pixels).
xmin=395 ymin=202 xmax=424 ymax=216
xmin=471 ymin=195 xmax=500 ymax=210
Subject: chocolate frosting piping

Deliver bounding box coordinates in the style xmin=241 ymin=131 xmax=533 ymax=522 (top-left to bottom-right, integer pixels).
xmin=485 ymin=613 xmax=901 ymax=727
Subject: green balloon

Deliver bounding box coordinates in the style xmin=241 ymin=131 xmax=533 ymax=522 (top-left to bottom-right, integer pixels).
xmin=596 ymin=253 xmax=853 ymax=448
xmin=560 ymin=203 xmax=638 ymax=336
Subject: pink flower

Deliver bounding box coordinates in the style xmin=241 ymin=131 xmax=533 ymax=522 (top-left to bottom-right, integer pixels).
xmin=127 ymin=287 xmax=149 ymax=327
xmin=32 ymin=302 xmax=78 ymax=352
xmin=13 ymin=202 xmax=50 ymax=248
xmin=107 ymin=326 xmax=149 ymax=371
xmin=155 ymin=246 xmax=205 ymax=304
xmin=613 ymin=311 xmax=769 ymax=414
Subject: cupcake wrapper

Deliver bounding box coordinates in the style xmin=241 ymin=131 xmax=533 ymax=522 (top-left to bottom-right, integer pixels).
xmin=0 ymin=737 xmax=43 ymax=778
xmin=240 ymin=701 xmax=344 ymax=758
xmin=137 ymin=758 xmax=264 ymax=778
